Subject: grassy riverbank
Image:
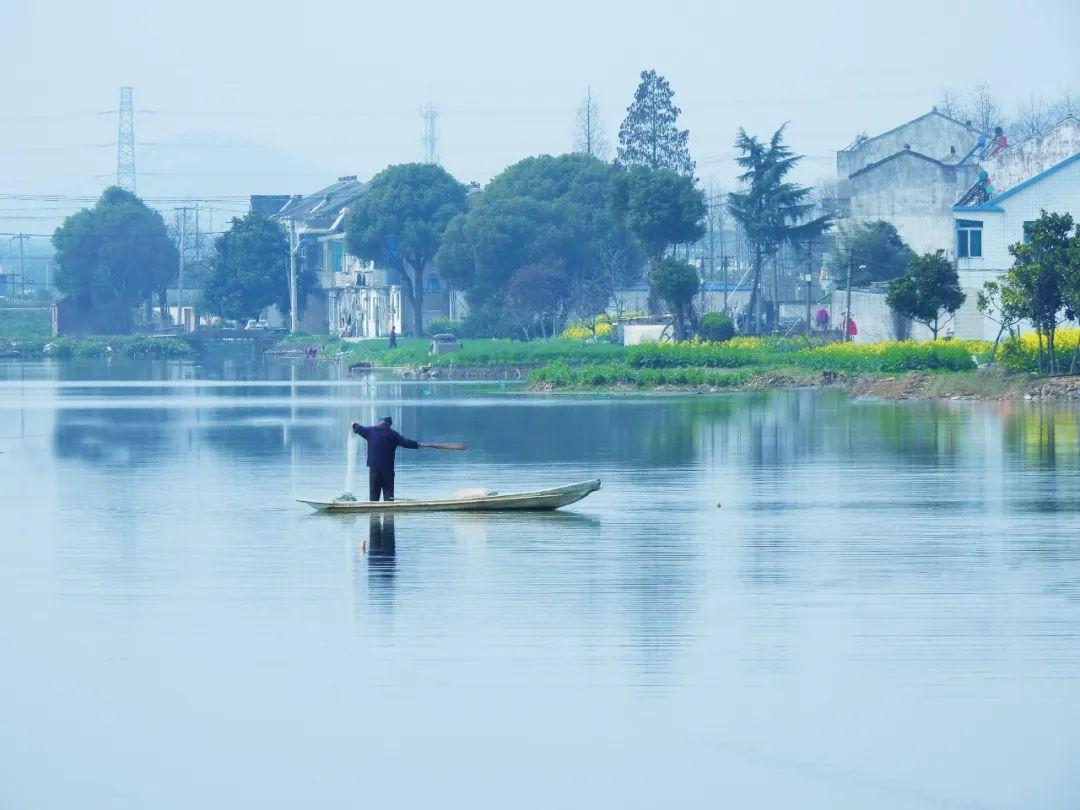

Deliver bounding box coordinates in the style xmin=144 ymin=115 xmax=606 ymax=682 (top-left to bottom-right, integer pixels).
xmin=273 ymin=331 xmax=1080 ymax=400
xmin=1 ymin=334 xmax=195 ymax=359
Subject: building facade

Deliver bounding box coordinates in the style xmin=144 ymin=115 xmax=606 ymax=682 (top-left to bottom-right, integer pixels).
xmin=263 ymin=176 xmax=455 ymax=336
xmin=951 ymin=152 xmax=1080 ymax=338
xmin=837 ymin=111 xmax=1080 ymax=340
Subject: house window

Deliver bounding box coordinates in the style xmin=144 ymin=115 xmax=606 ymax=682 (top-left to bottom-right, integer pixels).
xmin=425 ymin=276 xmax=441 ymax=293
xmin=957 ymin=219 xmax=983 ymax=258
xmin=1023 ymin=221 xmax=1035 ymax=243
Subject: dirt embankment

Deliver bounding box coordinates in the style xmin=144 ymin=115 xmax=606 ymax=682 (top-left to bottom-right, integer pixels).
xmin=846 ymin=371 xmax=1080 ymax=401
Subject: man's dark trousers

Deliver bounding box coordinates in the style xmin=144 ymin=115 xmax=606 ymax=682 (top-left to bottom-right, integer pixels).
xmin=369 ymin=468 xmax=395 ymax=501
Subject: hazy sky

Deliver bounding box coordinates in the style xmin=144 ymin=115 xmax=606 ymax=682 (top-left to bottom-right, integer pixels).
xmin=2 ymin=0 xmax=1078 ymax=238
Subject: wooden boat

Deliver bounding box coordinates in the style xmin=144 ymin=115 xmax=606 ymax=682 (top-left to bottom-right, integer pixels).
xmin=298 ymin=479 xmax=601 ymax=513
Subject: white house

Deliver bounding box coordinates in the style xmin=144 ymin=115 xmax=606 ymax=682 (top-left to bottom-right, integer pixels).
xmin=951 ymin=152 xmax=1080 ymax=338
xmin=837 ymin=110 xmax=984 ymax=254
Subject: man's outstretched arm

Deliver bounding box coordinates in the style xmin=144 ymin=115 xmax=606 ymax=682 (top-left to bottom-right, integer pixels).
xmin=351 ymin=422 xmax=371 ymax=438
xmin=395 ymin=431 xmax=420 ymax=450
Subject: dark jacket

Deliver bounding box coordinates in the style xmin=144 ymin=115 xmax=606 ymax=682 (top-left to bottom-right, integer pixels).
xmin=352 ymin=422 xmax=419 ymax=471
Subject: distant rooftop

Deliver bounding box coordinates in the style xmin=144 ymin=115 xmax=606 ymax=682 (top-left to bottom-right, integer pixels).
xmin=274 ymin=176 xmax=368 ymax=231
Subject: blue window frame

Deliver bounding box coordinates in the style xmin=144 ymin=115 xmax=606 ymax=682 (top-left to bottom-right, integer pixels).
xmin=425 ymin=276 xmax=441 ymax=293
xmin=957 ymin=219 xmax=983 ymax=258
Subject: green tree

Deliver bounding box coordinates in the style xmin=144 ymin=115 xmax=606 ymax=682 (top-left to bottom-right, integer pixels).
xmin=617 ymin=69 xmax=694 ymax=175
xmin=435 ymin=154 xmax=642 ymax=329
xmin=886 ymin=250 xmax=966 ymax=340
xmin=976 ymin=279 xmax=1024 ymax=360
xmin=345 ymin=163 xmax=467 ymax=335
xmin=728 ymin=125 xmax=832 ymax=332
xmin=998 ymin=211 xmax=1077 ymax=373
xmin=618 ymin=166 xmax=706 ymax=262
xmin=698 ymin=311 xmax=735 ymax=342
xmin=827 ymin=220 xmax=915 ymax=286
xmin=202 ymin=214 xmax=292 ymax=321
xmin=52 ymin=186 xmax=178 ymax=333
xmin=650 ymin=257 xmax=700 ymax=340
xmin=507 ymin=260 xmax=572 ymax=339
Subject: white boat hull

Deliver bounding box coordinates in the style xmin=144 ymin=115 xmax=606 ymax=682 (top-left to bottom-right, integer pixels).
xmin=298 ymin=479 xmax=601 ymax=513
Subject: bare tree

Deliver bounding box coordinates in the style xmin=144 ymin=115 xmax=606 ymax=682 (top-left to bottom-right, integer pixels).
xmin=1013 ymin=94 xmax=1054 ymax=140
xmin=573 ymin=85 xmax=609 ymax=159
xmin=596 ymin=238 xmax=642 ymax=321
xmin=937 ymin=84 xmax=1006 ymax=132
xmin=969 ymin=83 xmax=1006 ymax=132
xmin=937 ymin=88 xmax=964 ymax=120
xmin=1050 ymin=92 xmax=1079 ymax=121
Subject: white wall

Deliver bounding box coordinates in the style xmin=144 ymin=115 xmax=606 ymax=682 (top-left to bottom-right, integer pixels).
xmin=847 ymin=152 xmax=978 ymax=256
xmin=829 ymin=290 xmax=936 ymax=343
xmin=985 ymin=118 xmax=1080 ymax=194
xmin=837 ymin=112 xmax=980 ymax=185
xmin=957 ymin=155 xmax=1080 ymax=272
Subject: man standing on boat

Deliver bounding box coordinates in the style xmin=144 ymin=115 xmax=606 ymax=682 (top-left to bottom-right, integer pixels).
xmin=351 ymin=417 xmax=421 ymax=502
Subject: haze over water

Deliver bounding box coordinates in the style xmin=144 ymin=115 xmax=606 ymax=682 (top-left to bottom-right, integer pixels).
xmin=1 ymin=353 xmax=1078 ymax=809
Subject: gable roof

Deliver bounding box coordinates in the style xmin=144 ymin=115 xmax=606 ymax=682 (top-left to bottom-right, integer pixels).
xmin=848 ymin=148 xmax=953 ymax=180
xmin=840 ymin=110 xmax=986 ymax=153
xmin=275 ymin=177 xmax=368 ymax=231
xmin=954 ymin=151 xmax=1080 ymax=212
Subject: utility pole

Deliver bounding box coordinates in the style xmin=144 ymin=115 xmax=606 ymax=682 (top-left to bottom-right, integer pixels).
xmin=844 ymin=254 xmax=853 ymax=342
xmin=177 ymin=207 xmax=187 ymax=331
xmin=288 ymin=219 xmax=299 ymax=333
xmin=8 ymin=234 xmax=30 ymax=299
xmin=116 ymin=87 xmax=137 ymax=192
xmin=721 ymin=256 xmax=731 ymax=314
xmin=805 ymin=238 xmax=813 ymax=338
xmin=421 ymin=102 xmax=440 ymax=165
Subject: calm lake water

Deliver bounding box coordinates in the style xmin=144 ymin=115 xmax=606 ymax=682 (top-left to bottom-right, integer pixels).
xmin=1 ymin=350 xmax=1079 ymax=809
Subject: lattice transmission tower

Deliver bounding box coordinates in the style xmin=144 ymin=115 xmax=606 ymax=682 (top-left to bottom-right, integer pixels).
xmin=116 ymin=87 xmax=137 ymax=192
xmin=420 ymin=103 xmax=439 ymax=165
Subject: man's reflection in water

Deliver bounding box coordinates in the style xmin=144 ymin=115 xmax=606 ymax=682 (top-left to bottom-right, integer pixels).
xmin=367 ymin=514 xmax=396 ymax=599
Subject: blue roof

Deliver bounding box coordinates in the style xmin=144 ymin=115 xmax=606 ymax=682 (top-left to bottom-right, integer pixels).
xmin=621 ymin=282 xmax=751 ymax=293
xmin=954 ymin=152 xmax=1080 ymax=213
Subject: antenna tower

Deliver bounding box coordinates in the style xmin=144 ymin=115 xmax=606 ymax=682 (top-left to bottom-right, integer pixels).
xmin=117 ymin=87 xmax=137 ymax=192
xmin=420 ymin=103 xmax=440 ymax=165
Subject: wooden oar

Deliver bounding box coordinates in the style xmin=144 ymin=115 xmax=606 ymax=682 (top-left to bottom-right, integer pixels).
xmin=420 ymin=442 xmax=467 ymax=451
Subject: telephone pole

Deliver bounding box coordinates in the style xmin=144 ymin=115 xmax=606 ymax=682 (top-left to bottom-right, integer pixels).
xmin=845 ymin=255 xmax=854 ymax=342
xmin=8 ymin=234 xmax=30 ymax=299
xmin=116 ymin=87 xmax=137 ymax=192
xmin=176 ymin=207 xmax=188 ymax=331
xmin=420 ymin=103 xmax=440 ymax=165
xmin=288 ymin=219 xmax=299 ymax=333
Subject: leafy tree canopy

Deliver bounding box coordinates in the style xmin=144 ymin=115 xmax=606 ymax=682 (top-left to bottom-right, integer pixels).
xmin=727 ymin=125 xmax=833 ymax=327
xmin=507 ymin=260 xmax=572 ymax=338
xmin=52 ymin=186 xmax=178 ymax=332
xmin=435 ymin=154 xmax=642 ymax=316
xmin=650 ymin=256 xmax=700 ymax=340
xmin=998 ymin=210 xmax=1080 ymax=372
xmin=827 ymin=220 xmax=916 ymax=286
xmin=886 ymin=250 xmax=965 ymax=339
xmin=617 ymin=69 xmax=694 ymax=175
xmin=202 ymin=213 xmax=294 ymax=321
xmin=345 ymin=163 xmax=467 ymax=334
xmin=615 ymin=165 xmax=705 ymax=261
